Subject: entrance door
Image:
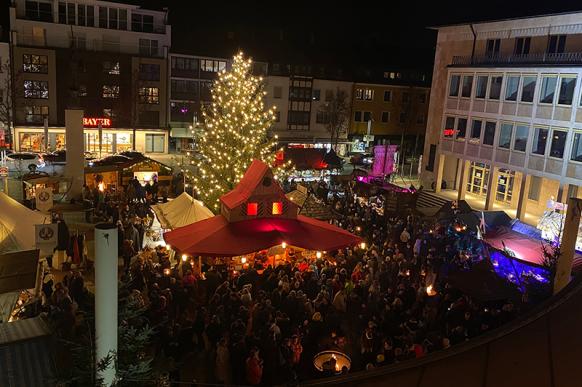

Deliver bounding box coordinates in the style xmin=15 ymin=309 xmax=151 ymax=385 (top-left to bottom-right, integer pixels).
xmin=496 ymin=170 xmax=514 ymax=203
xmin=468 ymin=163 xmax=489 ymax=196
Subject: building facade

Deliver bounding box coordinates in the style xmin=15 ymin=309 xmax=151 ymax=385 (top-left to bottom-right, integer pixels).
xmin=264 ymin=72 xmax=353 ymax=155
xmin=422 ymin=12 xmax=582 ymax=224
xmin=0 ymin=42 xmax=12 ymax=148
xmin=9 ymin=0 xmax=171 ymax=155
xmin=349 ymin=78 xmax=429 ymax=155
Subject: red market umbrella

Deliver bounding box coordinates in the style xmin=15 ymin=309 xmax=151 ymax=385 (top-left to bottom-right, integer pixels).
xmin=164 ymin=215 xmax=361 ymax=256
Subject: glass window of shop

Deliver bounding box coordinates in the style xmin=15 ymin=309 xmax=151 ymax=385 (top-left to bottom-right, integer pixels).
xmin=19 ymin=132 xmax=65 ymax=152
xmin=85 ymin=132 xmax=126 ymax=154
xmin=145 ymin=134 xmax=165 ymax=153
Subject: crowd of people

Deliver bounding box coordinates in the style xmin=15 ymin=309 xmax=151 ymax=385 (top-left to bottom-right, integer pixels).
xmin=38 ymin=175 xmax=527 ymax=386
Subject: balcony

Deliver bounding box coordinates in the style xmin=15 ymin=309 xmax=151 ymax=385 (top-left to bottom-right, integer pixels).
xmin=451 ymin=52 xmax=582 ymax=67
xmin=15 ymin=34 xmax=165 ymax=58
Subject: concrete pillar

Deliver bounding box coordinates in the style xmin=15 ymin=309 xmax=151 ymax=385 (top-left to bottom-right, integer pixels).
xmin=554 ymin=198 xmax=582 ymax=294
xmin=457 ymin=160 xmax=471 ymax=201
xmin=64 ymin=109 xmax=85 ymax=200
xmin=434 ymin=154 xmax=445 ymax=193
xmin=516 ymin=173 xmax=532 ymax=220
xmin=454 ymin=158 xmax=463 ymax=190
xmin=485 ymin=166 xmax=500 ymax=210
xmin=95 ymin=223 xmax=118 ymax=386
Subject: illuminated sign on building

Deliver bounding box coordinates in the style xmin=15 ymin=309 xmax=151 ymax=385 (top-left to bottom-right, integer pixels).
xmin=443 ymin=129 xmax=455 ymax=137
xmin=83 ymin=117 xmax=112 ymax=128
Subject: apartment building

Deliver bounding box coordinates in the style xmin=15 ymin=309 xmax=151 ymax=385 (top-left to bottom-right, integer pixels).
xmin=349 ymin=70 xmax=430 ymax=154
xmin=263 ymin=64 xmax=353 ymax=155
xmin=9 ymin=0 xmax=171 ymax=155
xmin=0 ymin=42 xmax=11 ymax=148
xmin=422 ymin=12 xmax=582 ymax=224
xmin=167 ymin=53 xmax=229 ymax=152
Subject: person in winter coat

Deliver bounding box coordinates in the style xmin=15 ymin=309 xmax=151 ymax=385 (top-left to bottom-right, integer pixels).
xmin=215 ymin=337 xmax=231 ymax=384
xmin=245 ymin=347 xmax=263 ymax=385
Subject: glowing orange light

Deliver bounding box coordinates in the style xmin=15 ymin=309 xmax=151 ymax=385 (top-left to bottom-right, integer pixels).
xmin=247 ymin=202 xmax=258 ymax=216
xmin=272 ymin=201 xmax=283 ymax=215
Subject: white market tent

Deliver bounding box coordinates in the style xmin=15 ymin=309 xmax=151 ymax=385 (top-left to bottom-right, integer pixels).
xmin=151 ymin=192 xmax=214 ymax=230
xmin=0 ymin=192 xmax=51 ymax=253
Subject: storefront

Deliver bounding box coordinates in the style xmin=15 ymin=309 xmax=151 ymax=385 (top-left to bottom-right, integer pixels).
xmin=85 ymin=156 xmax=173 ymax=191
xmin=467 ymin=162 xmax=515 ymax=204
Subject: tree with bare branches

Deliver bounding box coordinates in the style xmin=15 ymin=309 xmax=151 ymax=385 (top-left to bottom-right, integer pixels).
xmin=319 ymin=87 xmax=350 ymax=150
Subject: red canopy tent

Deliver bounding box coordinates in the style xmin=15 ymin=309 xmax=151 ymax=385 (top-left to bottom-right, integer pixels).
xmin=164 ymin=159 xmax=361 ymax=256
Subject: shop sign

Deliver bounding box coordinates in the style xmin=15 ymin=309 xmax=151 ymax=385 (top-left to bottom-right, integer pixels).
xmin=443 ymin=129 xmax=455 ymax=137
xmin=83 ymin=117 xmax=112 ymax=128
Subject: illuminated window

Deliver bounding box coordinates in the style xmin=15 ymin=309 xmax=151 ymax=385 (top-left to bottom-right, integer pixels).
xmin=272 ymin=202 xmax=283 ymax=215
xmin=247 ymin=202 xmax=258 ymax=216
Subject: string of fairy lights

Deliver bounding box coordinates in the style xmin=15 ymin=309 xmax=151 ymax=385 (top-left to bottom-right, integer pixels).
xmin=179 ymin=52 xmax=293 ymax=211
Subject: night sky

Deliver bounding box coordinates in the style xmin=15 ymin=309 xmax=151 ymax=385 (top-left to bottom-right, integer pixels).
xmin=3 ymin=0 xmax=582 ymax=71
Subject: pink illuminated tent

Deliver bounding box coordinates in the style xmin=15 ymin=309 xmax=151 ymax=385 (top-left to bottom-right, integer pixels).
xmin=164 ymin=160 xmax=361 ymax=256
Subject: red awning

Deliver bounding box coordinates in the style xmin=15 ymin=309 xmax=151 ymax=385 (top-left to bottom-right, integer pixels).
xmin=164 ymin=215 xmax=361 ymax=256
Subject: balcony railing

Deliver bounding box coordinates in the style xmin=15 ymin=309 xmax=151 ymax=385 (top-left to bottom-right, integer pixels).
xmin=451 ymin=52 xmax=582 ymax=67
xmin=15 ymin=34 xmax=165 ymax=58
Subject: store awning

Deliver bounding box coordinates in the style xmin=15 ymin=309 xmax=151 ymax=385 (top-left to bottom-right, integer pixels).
xmin=164 ymin=214 xmax=361 ymax=256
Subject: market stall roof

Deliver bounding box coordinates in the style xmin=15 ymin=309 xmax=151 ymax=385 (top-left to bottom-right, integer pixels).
xmin=446 ymin=261 xmax=521 ymax=302
xmin=152 ymin=192 xmax=213 ymax=229
xmin=0 ymin=192 xmax=50 ymax=252
xmin=85 ymin=154 xmax=172 ymax=174
xmin=299 ymin=195 xmax=334 ymax=220
xmin=0 ymin=250 xmax=40 ymax=294
xmin=0 ymin=316 xmax=56 ymax=387
xmin=165 ymin=159 xmax=360 ymax=256
xmin=164 ymin=214 xmax=361 ymax=256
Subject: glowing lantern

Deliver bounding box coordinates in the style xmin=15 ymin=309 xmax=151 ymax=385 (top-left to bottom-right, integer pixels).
xmin=316 ymin=251 xmax=322 ymax=259
xmin=181 ymin=254 xmax=188 ymax=262
xmin=247 ymin=202 xmax=258 ymax=216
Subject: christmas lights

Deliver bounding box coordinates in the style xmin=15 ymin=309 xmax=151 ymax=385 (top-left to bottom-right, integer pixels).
xmin=187 ymin=52 xmax=293 ymax=211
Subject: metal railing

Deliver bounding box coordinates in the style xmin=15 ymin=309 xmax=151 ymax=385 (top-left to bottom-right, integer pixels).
xmin=15 ymin=34 xmax=165 ymax=58
xmin=451 ymin=52 xmax=582 ymax=67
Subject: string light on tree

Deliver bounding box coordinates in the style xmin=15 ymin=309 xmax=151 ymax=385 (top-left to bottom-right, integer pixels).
xmin=186 ymin=52 xmax=293 ymax=211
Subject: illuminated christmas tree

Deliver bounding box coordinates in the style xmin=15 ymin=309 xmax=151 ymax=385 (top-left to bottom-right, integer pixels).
xmin=189 ymin=52 xmax=292 ymax=211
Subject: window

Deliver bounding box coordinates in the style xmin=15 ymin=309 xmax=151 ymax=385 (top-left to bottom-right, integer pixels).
xmin=449 ymin=75 xmax=460 ymax=97
xmin=363 ymin=112 xmax=373 ymax=122
xmin=274 ymin=111 xmax=281 ymax=122
xmin=416 ymin=113 xmax=425 ymax=124
xmin=513 ymin=124 xmax=529 ymax=152
xmin=273 ymin=86 xmax=282 ymax=98
xmin=456 ymin=118 xmax=467 ymax=140
xmin=499 ymin=123 xmax=513 ymax=149
xmin=139 ymin=63 xmax=160 ymax=81
xmin=103 ymin=61 xmax=120 ymax=75
xmin=325 ymin=90 xmax=333 ymax=102
xmin=102 ymin=85 xmax=119 ymax=98
xmin=22 ymin=54 xmax=48 ymax=73
xmin=402 ymin=92 xmax=410 ymax=103
xmin=486 ymin=39 xmax=501 ymax=56
xmin=171 ymin=57 xmax=198 ymax=74
xmin=103 ymin=108 xmax=116 ymax=119
xmin=384 ymin=90 xmax=392 ymax=102
xmin=419 ymin=93 xmax=426 ymax=103
xmin=571 ymin=132 xmax=582 ymax=162
xmin=505 ymin=76 xmax=520 ymax=101
xmin=483 ymin=121 xmax=496 ymax=145
xmin=138 ymin=87 xmax=159 ymax=104
xmin=354 ymin=111 xmax=362 ymax=122
xmin=145 ymin=134 xmax=165 ymax=153
xmin=200 ymin=60 xmax=227 ymax=72
xmin=246 ymin=202 xmax=258 ymax=216
xmin=520 ymin=76 xmax=536 ymax=102
xmin=475 ymin=76 xmax=488 ymax=98
xmin=531 ymin=127 xmax=548 ymax=155
xmin=356 ymin=88 xmax=374 ymax=101
xmin=77 ymin=4 xmax=94 ymax=27
xmin=461 ymin=75 xmax=473 ymax=98
xmin=558 ymin=77 xmax=576 ymax=105
xmin=489 ymin=76 xmax=502 ymax=99
xmin=549 ymin=129 xmax=567 ymax=158
xmin=444 ymin=116 xmax=455 ymax=138
xmin=288 ymin=111 xmax=310 ymax=126
xmin=312 ymin=89 xmax=320 ymax=101
xmin=25 ymin=1 xmax=53 ymax=22
xmin=514 ymin=37 xmax=531 ymax=55
xmin=399 ymin=111 xmax=406 ymax=124
xmin=24 ymin=105 xmax=48 ymax=123
xmin=272 ymin=202 xmax=283 ymax=215
xmin=131 ymin=13 xmax=154 ymax=33
xmin=139 ymin=39 xmax=159 ymax=57
xmin=24 ymin=80 xmax=48 ymax=99
xmin=316 ymin=111 xmax=330 ymax=124
xmin=171 ymin=80 xmax=198 ymax=100
xmin=539 ymin=76 xmax=558 ymax=104
xmin=548 ymin=35 xmax=566 ymax=54
xmin=528 ymin=176 xmax=542 ymax=201
xmin=58 ymin=2 xmax=75 ymax=24
xmin=471 ymin=119 xmax=482 ymax=141
xmin=381 ymin=111 xmax=390 ymax=123
xmin=78 ymin=84 xmax=87 ymax=97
